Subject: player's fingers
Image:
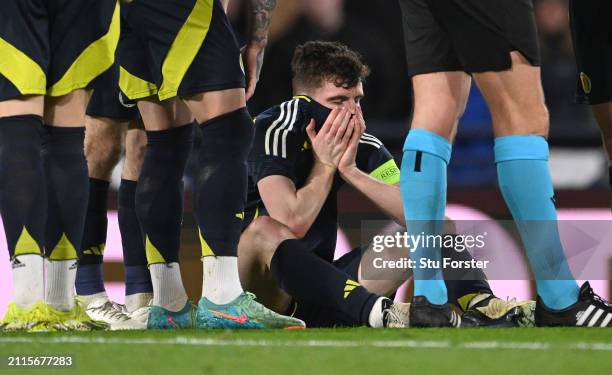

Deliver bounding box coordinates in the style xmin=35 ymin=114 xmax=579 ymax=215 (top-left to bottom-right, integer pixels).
xmin=340 ymin=117 xmax=356 ymax=145
xmin=334 ymin=112 xmax=352 ymax=143
xmin=320 ymin=107 xmax=340 ymax=135
xmin=328 ymin=108 xmax=349 ymax=139
xmin=305 ymin=119 xmax=317 ymax=141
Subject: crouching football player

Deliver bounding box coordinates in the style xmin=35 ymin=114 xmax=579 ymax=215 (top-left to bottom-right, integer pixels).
xmin=238 ymin=41 xmax=533 ymax=328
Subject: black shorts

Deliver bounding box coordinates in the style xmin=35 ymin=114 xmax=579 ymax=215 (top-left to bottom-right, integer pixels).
xmin=0 ymin=0 xmax=119 ymax=101
xmin=569 ymin=0 xmax=612 ymax=105
xmin=119 ymin=0 xmax=245 ymax=101
xmin=87 ymin=64 xmax=140 ymax=122
xmin=286 ymin=247 xmax=367 ymax=328
xmin=399 ymin=0 xmax=540 ymax=76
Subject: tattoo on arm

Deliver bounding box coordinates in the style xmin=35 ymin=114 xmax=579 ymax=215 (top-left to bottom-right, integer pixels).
xmin=248 ymin=0 xmax=277 ymax=45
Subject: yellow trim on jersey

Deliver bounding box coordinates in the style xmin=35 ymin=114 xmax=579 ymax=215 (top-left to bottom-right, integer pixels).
xmin=292 ymin=95 xmax=311 ymax=102
xmin=14 ymin=227 xmax=42 ymax=256
xmin=145 ymin=236 xmax=167 ymax=265
xmin=0 ymin=38 xmax=46 ymax=95
xmin=48 ymin=233 xmax=78 ymax=261
xmin=369 ymin=159 xmax=400 ymax=185
xmin=119 ymin=66 xmax=158 ymax=100
xmin=47 ymin=1 xmax=121 ymax=97
xmin=158 ymin=0 xmax=214 ymax=100
xmin=198 ymin=228 xmax=216 ymax=257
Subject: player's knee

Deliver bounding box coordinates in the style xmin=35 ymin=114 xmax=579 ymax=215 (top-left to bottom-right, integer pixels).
xmin=85 ymin=126 xmax=122 ymax=178
xmin=198 ymin=107 xmax=254 ymax=162
xmin=247 ymin=216 xmax=295 ymax=258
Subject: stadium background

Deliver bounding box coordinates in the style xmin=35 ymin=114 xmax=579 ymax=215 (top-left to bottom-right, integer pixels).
xmin=0 ymin=0 xmax=610 ymax=315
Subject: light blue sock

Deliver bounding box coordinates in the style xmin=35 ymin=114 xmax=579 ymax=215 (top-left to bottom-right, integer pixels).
xmin=495 ymin=136 xmax=579 ymax=309
xmin=401 ymin=129 xmax=450 ymax=305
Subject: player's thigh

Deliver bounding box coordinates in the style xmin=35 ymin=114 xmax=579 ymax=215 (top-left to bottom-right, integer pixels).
xmin=137 ymin=97 xmax=193 ymax=131
xmin=85 ymin=116 xmax=127 ymax=180
xmin=184 ymin=88 xmax=246 ymax=124
xmin=411 ymin=72 xmax=471 ymax=141
xmin=472 ymin=51 xmax=549 ymax=137
xmin=122 ymin=122 xmax=147 ymax=181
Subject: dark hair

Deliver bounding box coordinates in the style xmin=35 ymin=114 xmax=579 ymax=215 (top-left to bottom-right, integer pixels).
xmin=291 ymin=41 xmax=370 ymax=90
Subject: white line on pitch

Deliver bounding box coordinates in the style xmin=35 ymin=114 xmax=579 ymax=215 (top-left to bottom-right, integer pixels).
xmin=0 ymin=336 xmax=610 ymax=351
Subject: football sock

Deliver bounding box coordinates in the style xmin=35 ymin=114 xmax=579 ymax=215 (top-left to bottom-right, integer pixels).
xmin=401 ymin=129 xmax=450 ymax=305
xmin=42 ymin=126 xmax=88 ymax=311
xmin=495 ymin=135 xmax=579 ymax=309
xmin=119 ymin=179 xmax=152 ymax=296
xmin=45 ymin=259 xmax=78 ymax=311
xmin=149 ymin=263 xmax=188 ymax=311
xmin=271 ymin=239 xmax=378 ymax=326
xmin=136 ymin=124 xmax=193 ymax=265
xmin=441 ymin=237 xmax=493 ymax=308
xmin=195 ymin=108 xmax=253 ymax=258
xmin=195 ymin=109 xmax=253 ymax=303
xmin=0 ymin=116 xmax=46 ymax=306
xmin=11 ymin=254 xmax=44 ymax=308
xmin=125 ymin=293 xmax=153 ymax=312
xmin=76 ymin=178 xmax=109 ymax=296
xmin=202 ymin=256 xmax=243 ymax=304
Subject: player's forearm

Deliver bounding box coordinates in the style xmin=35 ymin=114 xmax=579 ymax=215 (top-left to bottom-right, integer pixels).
xmin=246 ymin=0 xmax=277 ymax=46
xmin=287 ymin=161 xmax=336 ymax=237
xmin=340 ymin=167 xmax=405 ymax=225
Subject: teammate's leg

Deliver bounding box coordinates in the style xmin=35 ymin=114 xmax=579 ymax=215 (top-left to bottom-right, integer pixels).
xmin=120 ymin=124 xmax=152 ymax=315
xmin=184 ymin=89 xmax=252 ymax=306
xmin=77 ymin=116 xmax=126 ymax=298
xmin=135 ymin=98 xmax=195 ymax=328
xmin=0 ymin=97 xmax=47 ymax=329
xmin=400 ymin=72 xmax=470 ymax=307
xmin=42 ymin=90 xmax=91 ymax=313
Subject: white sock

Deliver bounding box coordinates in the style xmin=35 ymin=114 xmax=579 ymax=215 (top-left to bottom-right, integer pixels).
xmin=368 ymin=297 xmax=387 ymax=328
xmin=201 ymin=256 xmax=243 ymax=305
xmin=125 ymin=292 xmax=153 ymax=313
xmin=150 ymin=263 xmax=188 ymax=312
xmin=77 ymin=291 xmax=108 ymax=307
xmin=45 ymin=259 xmax=77 ymax=311
xmin=11 ymin=254 xmax=44 ymax=308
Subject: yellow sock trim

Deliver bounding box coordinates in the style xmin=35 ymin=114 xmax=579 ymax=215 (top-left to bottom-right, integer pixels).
xmin=198 ymin=228 xmax=215 ymax=257
xmin=14 ymin=227 xmax=42 ymax=256
xmin=48 ymin=233 xmax=78 ymax=260
xmin=145 ymin=236 xmax=166 ymax=265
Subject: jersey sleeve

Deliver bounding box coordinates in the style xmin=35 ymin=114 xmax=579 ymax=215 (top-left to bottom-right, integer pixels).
xmin=355 ymin=133 xmax=400 ymax=185
xmin=248 ymin=99 xmax=308 ymax=184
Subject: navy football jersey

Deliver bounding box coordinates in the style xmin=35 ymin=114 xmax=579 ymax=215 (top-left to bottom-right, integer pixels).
xmin=247 ymin=96 xmax=400 ymax=261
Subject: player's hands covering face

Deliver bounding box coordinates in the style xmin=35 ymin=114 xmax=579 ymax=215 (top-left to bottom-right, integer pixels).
xmin=338 ymin=107 xmax=365 ymax=174
xmin=306 ymin=107 xmax=355 ymax=169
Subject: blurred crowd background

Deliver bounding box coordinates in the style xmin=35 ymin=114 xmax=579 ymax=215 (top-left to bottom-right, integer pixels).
xmin=222 ymin=0 xmax=605 ymax=190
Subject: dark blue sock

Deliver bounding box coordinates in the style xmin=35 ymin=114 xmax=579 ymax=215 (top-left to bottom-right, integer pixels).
xmin=136 ymin=124 xmax=194 ymax=265
xmin=42 ymin=126 xmax=88 ymax=262
xmin=76 ymin=178 xmax=109 ymax=295
xmin=495 ymin=136 xmax=579 ymax=309
xmin=119 ymin=179 xmax=152 ymax=294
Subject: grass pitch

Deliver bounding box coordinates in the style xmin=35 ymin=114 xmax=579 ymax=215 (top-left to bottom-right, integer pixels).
xmin=0 ymin=328 xmax=611 ymax=374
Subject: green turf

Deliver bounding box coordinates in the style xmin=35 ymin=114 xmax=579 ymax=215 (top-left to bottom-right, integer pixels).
xmin=0 ymin=328 xmax=611 ymax=375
